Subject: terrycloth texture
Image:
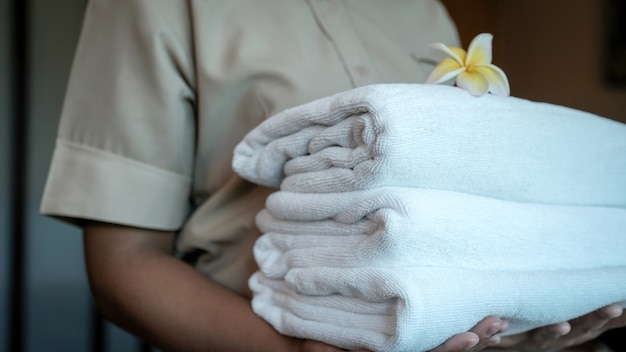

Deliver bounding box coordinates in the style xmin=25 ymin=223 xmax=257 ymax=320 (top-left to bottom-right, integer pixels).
xmin=236 ymin=84 xmax=626 ymax=350
xmin=250 ymin=267 xmax=626 ymax=352
xmin=233 ymin=84 xmax=626 ymax=207
xmin=254 ymin=188 xmax=626 ymax=279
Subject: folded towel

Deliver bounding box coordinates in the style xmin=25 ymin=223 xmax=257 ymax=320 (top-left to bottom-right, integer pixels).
xmin=250 ymin=266 xmax=626 ymax=352
xmin=233 ymin=84 xmax=626 ymax=206
xmin=253 ymin=188 xmax=626 ymax=279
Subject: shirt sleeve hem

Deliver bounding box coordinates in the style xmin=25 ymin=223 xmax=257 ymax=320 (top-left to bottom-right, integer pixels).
xmin=40 ymin=139 xmax=192 ymax=231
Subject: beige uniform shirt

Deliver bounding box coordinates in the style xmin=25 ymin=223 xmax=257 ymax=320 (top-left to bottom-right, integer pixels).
xmin=41 ymin=0 xmax=459 ymax=295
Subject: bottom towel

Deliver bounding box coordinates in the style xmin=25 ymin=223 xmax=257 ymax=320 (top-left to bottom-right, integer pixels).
xmin=250 ymin=267 xmax=626 ymax=352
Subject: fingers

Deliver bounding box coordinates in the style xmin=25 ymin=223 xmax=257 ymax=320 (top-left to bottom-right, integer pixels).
xmin=303 ymin=307 xmax=625 ymax=352
xmin=427 ymin=332 xmax=480 ymax=352
xmin=530 ymin=322 xmax=571 ymax=346
xmin=498 ymin=304 xmax=625 ymax=352
xmin=568 ymin=304 xmax=623 ymax=337
xmin=428 ymin=316 xmax=508 ymax=352
xmin=602 ymin=306 xmax=626 ymax=331
xmin=466 ymin=316 xmax=508 ymax=351
xmin=562 ymin=304 xmax=624 ymax=348
xmin=506 ymin=320 xmax=573 ymax=351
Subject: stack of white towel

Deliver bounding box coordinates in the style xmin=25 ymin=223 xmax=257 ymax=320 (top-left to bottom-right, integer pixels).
xmin=232 ymin=84 xmax=626 ymax=352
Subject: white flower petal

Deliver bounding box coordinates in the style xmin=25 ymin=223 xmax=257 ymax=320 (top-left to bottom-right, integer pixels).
xmin=474 ymin=64 xmax=510 ymax=96
xmin=449 ymin=47 xmax=468 ymax=63
xmin=430 ymin=43 xmax=465 ymax=66
xmin=466 ymin=33 xmax=493 ymax=67
xmin=428 ymin=33 xmax=509 ymax=97
xmin=425 ymin=58 xmax=465 ymax=84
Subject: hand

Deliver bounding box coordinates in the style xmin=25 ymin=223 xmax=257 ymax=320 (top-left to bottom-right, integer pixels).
xmin=495 ymin=304 xmax=626 ymax=352
xmin=298 ymin=304 xmax=625 ymax=352
xmin=428 ymin=316 xmax=510 ymax=352
xmin=297 ymin=317 xmax=508 ymax=352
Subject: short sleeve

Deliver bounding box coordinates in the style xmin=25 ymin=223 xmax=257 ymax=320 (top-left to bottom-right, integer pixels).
xmin=41 ymin=0 xmax=196 ymax=230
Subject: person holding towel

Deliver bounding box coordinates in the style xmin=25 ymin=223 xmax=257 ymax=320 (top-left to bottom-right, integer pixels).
xmin=41 ymin=1 xmax=624 ymax=351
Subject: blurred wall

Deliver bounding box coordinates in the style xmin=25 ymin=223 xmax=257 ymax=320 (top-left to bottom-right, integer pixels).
xmin=444 ymin=0 xmax=626 ymax=122
xmin=1 ymin=0 xmax=12 ymax=346
xmin=2 ymin=0 xmax=141 ymax=351
xmin=25 ymin=0 xmax=91 ymax=349
xmin=498 ymin=0 xmax=625 ymax=122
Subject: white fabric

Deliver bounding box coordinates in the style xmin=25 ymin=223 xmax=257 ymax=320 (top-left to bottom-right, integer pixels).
xmin=233 ymin=84 xmax=626 ymax=207
xmin=235 ymin=83 xmax=626 ymax=350
xmin=254 ymin=188 xmax=626 ymax=279
xmin=250 ymin=267 xmax=626 ymax=352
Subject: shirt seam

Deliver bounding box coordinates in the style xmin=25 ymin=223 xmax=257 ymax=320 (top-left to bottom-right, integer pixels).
xmin=305 ymin=0 xmax=357 ymax=88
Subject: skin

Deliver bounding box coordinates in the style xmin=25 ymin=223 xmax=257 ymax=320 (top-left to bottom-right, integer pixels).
xmin=84 ymin=223 xmax=298 ymax=352
xmin=83 ymin=221 xmax=625 ymax=352
xmin=495 ymin=304 xmax=626 ymax=352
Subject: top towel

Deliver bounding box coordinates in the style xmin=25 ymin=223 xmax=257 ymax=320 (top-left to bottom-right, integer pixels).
xmin=233 ymin=84 xmax=626 ymax=206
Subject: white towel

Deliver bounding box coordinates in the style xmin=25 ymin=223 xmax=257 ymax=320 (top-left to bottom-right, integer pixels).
xmin=250 ymin=267 xmax=626 ymax=352
xmin=233 ymin=84 xmax=626 ymax=207
xmin=253 ymin=188 xmax=626 ymax=279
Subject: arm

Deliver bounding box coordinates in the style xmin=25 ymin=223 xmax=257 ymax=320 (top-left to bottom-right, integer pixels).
xmin=83 ymin=221 xmax=301 ymax=352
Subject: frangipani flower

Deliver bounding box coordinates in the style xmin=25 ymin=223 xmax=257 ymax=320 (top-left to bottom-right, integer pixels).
xmin=425 ymin=33 xmax=510 ymax=97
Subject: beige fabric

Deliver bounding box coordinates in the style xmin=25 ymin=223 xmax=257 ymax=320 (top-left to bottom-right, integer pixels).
xmin=41 ymin=0 xmax=459 ymax=295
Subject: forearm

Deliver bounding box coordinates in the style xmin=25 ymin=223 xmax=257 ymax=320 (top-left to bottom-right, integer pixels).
xmin=84 ymin=222 xmax=297 ymax=352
